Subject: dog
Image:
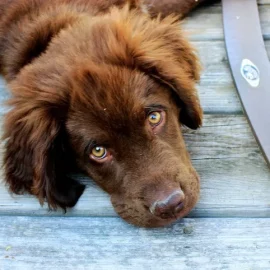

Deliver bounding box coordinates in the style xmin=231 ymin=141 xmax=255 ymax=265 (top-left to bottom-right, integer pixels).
xmin=0 ymin=0 xmax=206 ymax=227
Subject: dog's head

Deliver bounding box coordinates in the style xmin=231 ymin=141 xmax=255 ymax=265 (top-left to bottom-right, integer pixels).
xmin=4 ymin=6 xmax=202 ymax=227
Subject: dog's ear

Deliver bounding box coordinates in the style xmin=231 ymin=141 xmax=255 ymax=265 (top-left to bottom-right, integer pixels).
xmin=3 ymin=84 xmax=85 ymax=210
xmin=133 ymin=17 xmax=203 ymax=129
xmin=103 ymin=12 xmax=202 ymax=128
xmin=104 ymin=13 xmax=201 ymax=129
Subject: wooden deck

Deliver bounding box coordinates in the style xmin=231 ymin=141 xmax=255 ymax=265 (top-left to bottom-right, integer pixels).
xmin=1 ymin=1 xmax=270 ymax=269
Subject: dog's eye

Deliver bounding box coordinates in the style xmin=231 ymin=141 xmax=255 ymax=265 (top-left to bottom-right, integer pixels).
xmin=148 ymin=111 xmax=162 ymax=126
xmin=91 ymin=146 xmax=107 ymax=159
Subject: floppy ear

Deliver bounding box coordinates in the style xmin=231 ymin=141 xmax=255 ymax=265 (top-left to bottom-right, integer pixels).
xmin=103 ymin=11 xmax=202 ymax=128
xmin=133 ymin=16 xmax=203 ymax=129
xmin=3 ymin=86 xmax=85 ymax=210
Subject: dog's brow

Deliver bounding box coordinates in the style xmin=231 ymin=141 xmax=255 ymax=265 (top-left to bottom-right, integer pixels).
xmin=145 ymin=104 xmax=167 ymax=112
xmin=84 ymin=137 xmax=111 ymax=154
xmin=84 ymin=140 xmax=96 ymax=154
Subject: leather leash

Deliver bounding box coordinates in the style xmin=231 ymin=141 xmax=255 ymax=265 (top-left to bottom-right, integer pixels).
xmin=222 ymin=0 xmax=270 ymax=166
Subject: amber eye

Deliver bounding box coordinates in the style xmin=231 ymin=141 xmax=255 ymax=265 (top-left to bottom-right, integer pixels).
xmin=148 ymin=111 xmax=162 ymax=126
xmin=91 ymin=146 xmax=107 ymax=159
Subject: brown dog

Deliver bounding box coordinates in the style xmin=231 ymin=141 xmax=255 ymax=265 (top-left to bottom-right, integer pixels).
xmin=0 ymin=0 xmax=204 ymax=227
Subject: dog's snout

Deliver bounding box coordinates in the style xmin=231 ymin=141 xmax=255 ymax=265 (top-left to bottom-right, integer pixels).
xmin=150 ymin=190 xmax=185 ymax=219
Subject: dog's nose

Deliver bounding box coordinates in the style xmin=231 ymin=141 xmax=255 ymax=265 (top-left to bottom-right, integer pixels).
xmin=150 ymin=190 xmax=185 ymax=219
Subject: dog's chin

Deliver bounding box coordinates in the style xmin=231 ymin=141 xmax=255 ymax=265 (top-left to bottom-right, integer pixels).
xmin=111 ymin=193 xmax=198 ymax=228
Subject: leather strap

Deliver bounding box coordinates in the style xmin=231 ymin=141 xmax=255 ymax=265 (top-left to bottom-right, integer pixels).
xmin=222 ymin=0 xmax=270 ymax=166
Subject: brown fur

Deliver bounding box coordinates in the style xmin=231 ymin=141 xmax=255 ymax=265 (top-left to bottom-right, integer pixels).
xmin=0 ymin=0 xmax=203 ymax=227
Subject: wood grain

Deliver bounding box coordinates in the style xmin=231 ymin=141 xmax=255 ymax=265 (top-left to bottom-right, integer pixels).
xmin=258 ymin=0 xmax=270 ymax=4
xmin=183 ymin=4 xmax=270 ymax=41
xmin=1 ymin=216 xmax=270 ymax=270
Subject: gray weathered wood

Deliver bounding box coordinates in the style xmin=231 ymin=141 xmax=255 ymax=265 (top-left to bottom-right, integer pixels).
xmin=258 ymin=0 xmax=270 ymax=3
xmin=1 ymin=115 xmax=270 ymax=218
xmin=183 ymin=4 xmax=270 ymax=41
xmin=1 ymin=216 xmax=270 ymax=270
xmin=0 ymin=79 xmax=10 ymax=115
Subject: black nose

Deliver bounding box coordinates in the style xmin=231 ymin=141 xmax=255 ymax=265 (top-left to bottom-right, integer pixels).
xmin=150 ymin=190 xmax=185 ymax=219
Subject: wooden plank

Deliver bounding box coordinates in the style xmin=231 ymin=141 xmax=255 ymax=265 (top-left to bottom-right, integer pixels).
xmin=196 ymin=40 xmax=240 ymax=113
xmin=258 ymin=0 xmax=270 ymax=4
xmin=0 ymin=79 xmax=10 ymax=115
xmin=0 ymin=115 xmax=270 ymax=218
xmin=1 ymin=216 xmax=270 ymax=270
xmin=183 ymin=5 xmax=270 ymax=41
xmin=217 ymin=0 xmax=270 ymax=4
xmin=196 ymin=39 xmax=270 ymax=112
